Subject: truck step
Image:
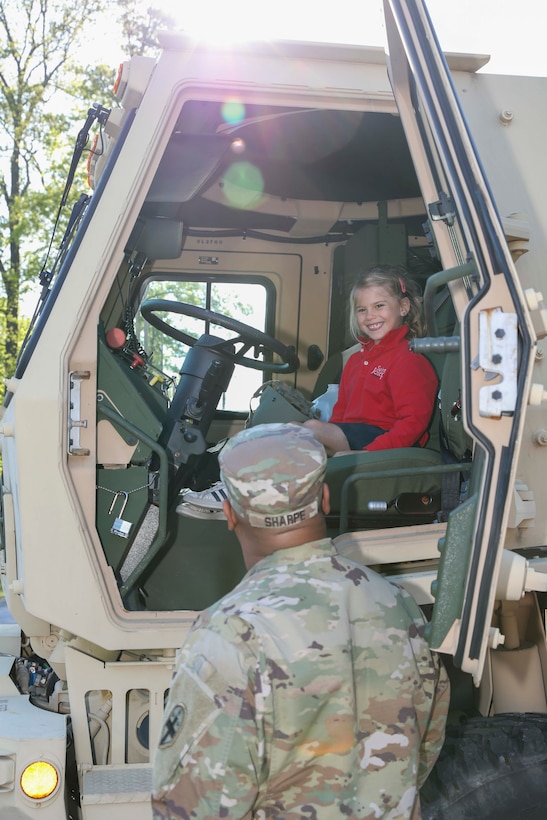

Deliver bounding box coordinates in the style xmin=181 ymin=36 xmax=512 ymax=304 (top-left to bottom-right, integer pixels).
xmin=81 ymin=764 xmax=152 ymax=804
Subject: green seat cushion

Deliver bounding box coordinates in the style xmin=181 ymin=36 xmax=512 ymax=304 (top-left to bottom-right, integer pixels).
xmin=326 ymin=446 xmax=443 ymax=514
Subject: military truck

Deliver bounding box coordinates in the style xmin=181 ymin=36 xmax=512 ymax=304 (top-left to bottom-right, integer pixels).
xmin=1 ymin=0 xmax=547 ymax=816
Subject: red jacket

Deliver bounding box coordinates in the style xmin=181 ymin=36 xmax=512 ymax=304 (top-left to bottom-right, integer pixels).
xmin=329 ymin=325 xmax=438 ymax=451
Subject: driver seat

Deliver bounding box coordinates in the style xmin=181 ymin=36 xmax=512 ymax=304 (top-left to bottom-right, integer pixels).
xmin=247 ymin=328 xmax=471 ymax=532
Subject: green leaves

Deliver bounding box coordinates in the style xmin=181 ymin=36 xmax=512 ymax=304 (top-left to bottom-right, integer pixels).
xmin=0 ymin=0 xmax=170 ymax=385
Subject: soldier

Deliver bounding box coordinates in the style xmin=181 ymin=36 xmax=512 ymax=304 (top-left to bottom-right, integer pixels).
xmin=152 ymin=423 xmax=450 ymax=819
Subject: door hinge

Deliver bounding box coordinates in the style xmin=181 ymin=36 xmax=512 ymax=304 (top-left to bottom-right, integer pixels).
xmin=68 ymin=370 xmax=90 ymax=456
xmin=477 ymin=308 xmax=518 ymax=418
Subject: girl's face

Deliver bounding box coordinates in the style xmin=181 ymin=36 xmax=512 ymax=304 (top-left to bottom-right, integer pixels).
xmin=354 ymin=285 xmax=410 ymax=342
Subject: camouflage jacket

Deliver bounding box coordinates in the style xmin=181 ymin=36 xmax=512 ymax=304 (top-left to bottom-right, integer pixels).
xmin=152 ymin=538 xmax=449 ymax=819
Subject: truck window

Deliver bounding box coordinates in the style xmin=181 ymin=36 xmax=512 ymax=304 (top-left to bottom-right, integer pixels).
xmin=137 ymin=276 xmax=270 ymax=413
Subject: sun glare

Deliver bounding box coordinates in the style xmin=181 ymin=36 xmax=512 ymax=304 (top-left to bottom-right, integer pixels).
xmin=153 ymin=0 xmax=384 ymax=46
xmin=164 ymin=1 xmax=275 ymax=45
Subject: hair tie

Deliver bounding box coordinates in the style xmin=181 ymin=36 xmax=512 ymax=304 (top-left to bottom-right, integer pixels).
xmin=398 ymin=276 xmax=407 ymax=293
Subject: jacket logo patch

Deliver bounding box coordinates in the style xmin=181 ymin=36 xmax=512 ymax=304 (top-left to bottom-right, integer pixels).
xmin=158 ymin=703 xmax=185 ymax=748
xmin=371 ymin=365 xmax=387 ymax=379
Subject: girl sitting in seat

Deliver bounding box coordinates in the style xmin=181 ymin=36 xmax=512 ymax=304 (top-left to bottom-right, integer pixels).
xmin=177 ymin=264 xmax=437 ymax=518
xmin=304 ymin=264 xmax=437 ymax=456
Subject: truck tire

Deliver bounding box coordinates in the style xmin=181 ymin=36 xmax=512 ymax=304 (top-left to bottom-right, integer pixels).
xmin=420 ymin=713 xmax=547 ymax=820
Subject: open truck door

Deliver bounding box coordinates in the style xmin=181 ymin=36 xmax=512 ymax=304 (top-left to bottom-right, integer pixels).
xmin=382 ymin=4 xmax=547 ymax=815
xmin=383 ymin=0 xmax=537 ymax=685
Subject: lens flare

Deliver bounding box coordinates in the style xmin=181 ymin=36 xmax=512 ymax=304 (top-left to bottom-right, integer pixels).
xmin=230 ymin=138 xmax=246 ymax=154
xmin=222 ymin=99 xmax=246 ymax=125
xmin=222 ymin=162 xmax=264 ymax=209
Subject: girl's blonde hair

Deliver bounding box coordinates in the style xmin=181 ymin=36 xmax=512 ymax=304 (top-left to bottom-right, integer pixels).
xmin=348 ymin=264 xmax=425 ymax=341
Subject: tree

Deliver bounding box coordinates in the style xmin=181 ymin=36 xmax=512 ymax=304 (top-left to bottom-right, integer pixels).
xmin=0 ymin=0 xmax=106 ymax=385
xmin=117 ymin=0 xmax=175 ymax=58
xmin=0 ymin=0 xmax=178 ymax=388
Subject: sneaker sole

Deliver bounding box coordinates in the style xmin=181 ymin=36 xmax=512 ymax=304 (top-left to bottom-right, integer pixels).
xmin=175 ymin=503 xmax=227 ymax=521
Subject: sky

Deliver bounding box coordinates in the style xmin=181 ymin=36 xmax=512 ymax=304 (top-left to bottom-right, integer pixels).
xmin=87 ymin=0 xmax=547 ymax=78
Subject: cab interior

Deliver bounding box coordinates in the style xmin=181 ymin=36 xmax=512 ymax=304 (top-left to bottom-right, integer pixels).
xmin=94 ymin=97 xmax=474 ymax=611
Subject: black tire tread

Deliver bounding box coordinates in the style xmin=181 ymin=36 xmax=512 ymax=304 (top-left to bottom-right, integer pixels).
xmin=421 ymin=713 xmax=547 ymax=820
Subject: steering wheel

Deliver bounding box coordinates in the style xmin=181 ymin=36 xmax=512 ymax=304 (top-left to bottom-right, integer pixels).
xmin=140 ymin=299 xmax=299 ymax=373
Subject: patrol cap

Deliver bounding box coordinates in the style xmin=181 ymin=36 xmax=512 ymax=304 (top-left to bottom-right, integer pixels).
xmin=218 ymin=423 xmax=327 ymax=529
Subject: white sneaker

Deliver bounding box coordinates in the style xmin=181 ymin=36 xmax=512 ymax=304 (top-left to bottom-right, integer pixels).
xmin=176 ymin=482 xmax=228 ymax=520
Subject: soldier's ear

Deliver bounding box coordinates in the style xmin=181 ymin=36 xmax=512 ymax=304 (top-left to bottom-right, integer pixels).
xmin=321 ymin=482 xmax=330 ymax=515
xmin=223 ymin=499 xmax=238 ymax=530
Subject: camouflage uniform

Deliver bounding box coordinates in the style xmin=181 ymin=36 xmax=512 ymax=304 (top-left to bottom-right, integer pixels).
xmin=152 ymin=425 xmax=450 ymax=819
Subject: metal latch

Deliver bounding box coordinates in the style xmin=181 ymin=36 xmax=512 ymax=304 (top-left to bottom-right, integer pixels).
xmin=68 ymin=371 xmax=90 ymax=456
xmin=429 ymin=192 xmax=456 ymax=227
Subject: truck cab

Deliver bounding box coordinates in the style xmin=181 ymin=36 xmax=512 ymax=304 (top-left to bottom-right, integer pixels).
xmin=1 ymin=1 xmax=547 ymax=817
